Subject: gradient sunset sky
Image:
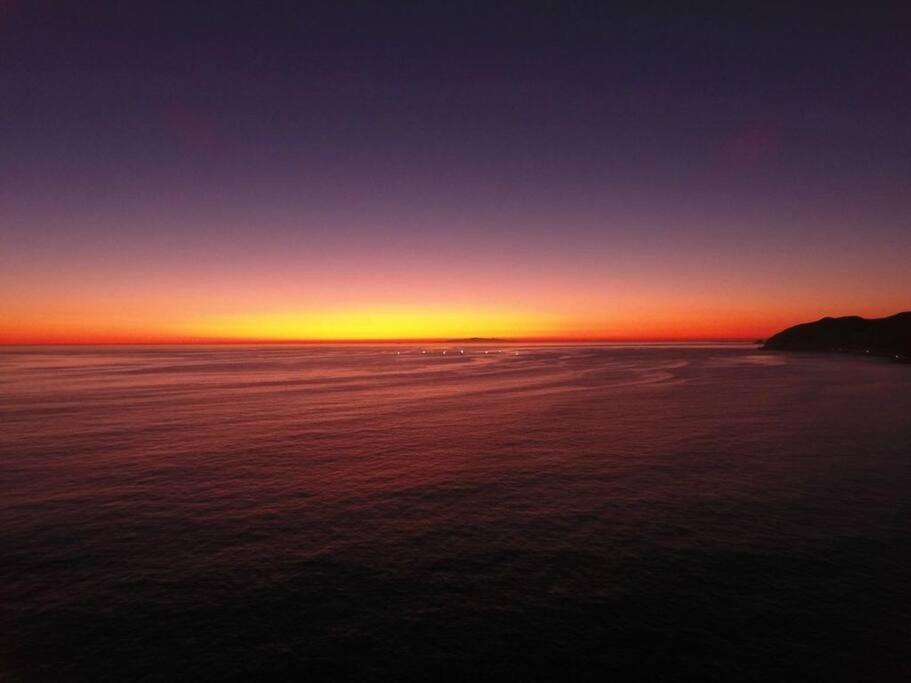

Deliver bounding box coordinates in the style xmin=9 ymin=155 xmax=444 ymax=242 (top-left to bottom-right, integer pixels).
xmin=2 ymin=2 xmax=909 ymax=342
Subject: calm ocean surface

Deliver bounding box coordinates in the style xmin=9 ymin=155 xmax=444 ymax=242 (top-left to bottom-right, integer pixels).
xmin=1 ymin=344 xmax=909 ymax=681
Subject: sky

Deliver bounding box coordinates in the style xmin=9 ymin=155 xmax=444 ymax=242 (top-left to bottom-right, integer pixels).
xmin=2 ymin=1 xmax=910 ymax=342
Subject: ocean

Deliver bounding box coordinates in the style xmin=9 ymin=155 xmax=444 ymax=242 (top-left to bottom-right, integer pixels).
xmin=1 ymin=344 xmax=909 ymax=681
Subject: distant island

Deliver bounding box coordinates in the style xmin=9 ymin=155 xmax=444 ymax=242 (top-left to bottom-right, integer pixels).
xmin=446 ymin=337 xmax=503 ymax=343
xmin=763 ymin=312 xmax=911 ymax=361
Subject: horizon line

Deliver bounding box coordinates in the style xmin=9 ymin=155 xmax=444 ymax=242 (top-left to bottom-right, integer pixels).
xmin=0 ymin=336 xmax=762 ymax=346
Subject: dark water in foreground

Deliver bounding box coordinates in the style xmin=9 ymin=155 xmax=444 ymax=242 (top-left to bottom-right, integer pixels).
xmin=1 ymin=344 xmax=909 ymax=681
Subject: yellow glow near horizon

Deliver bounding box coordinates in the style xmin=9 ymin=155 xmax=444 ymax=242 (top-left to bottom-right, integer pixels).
xmin=184 ymin=307 xmax=565 ymax=340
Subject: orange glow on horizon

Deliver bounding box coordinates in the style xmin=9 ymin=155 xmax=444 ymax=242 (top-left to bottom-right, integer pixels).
xmin=4 ymin=208 xmax=909 ymax=346
xmin=0 ymin=304 xmax=851 ymax=344
xmin=2 ymin=266 xmax=907 ymax=345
